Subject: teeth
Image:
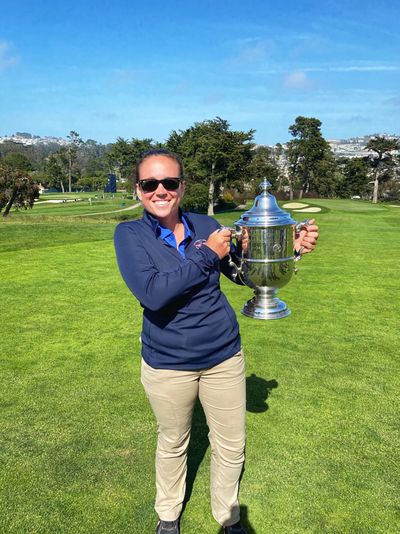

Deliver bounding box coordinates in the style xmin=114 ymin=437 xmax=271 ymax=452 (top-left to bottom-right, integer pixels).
xmin=154 ymin=201 xmax=168 ymax=206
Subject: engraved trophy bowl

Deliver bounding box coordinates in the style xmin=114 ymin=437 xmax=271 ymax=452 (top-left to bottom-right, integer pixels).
xmin=228 ymin=179 xmax=308 ymax=320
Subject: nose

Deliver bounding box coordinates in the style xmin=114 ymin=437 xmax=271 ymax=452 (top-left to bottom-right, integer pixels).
xmin=154 ymin=182 xmax=168 ymax=194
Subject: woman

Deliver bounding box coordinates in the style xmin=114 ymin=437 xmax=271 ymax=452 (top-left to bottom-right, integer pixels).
xmin=114 ymin=149 xmax=318 ymax=534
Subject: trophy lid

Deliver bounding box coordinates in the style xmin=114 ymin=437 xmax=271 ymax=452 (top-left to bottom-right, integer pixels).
xmin=235 ymin=179 xmax=296 ymax=227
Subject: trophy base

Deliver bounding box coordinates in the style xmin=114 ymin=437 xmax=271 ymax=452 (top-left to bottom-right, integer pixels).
xmin=240 ymin=287 xmax=291 ymax=320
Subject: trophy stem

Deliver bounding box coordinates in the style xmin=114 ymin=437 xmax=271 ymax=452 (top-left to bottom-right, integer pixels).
xmin=241 ymin=287 xmax=291 ymax=320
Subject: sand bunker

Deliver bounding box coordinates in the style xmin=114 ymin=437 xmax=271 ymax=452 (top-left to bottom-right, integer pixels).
xmin=35 ymin=199 xmax=82 ymax=204
xmin=293 ymin=207 xmax=322 ymax=213
xmin=282 ymin=202 xmax=309 ymax=209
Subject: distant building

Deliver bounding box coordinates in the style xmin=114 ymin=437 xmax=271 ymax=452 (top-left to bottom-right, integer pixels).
xmin=0 ymin=133 xmax=68 ymax=147
xmin=328 ymin=134 xmax=400 ymax=159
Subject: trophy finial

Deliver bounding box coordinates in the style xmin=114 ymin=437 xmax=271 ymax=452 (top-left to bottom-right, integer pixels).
xmin=260 ymin=178 xmax=272 ymax=192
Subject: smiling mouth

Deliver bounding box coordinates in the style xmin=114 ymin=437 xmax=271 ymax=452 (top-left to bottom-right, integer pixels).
xmin=153 ymin=200 xmax=170 ymax=206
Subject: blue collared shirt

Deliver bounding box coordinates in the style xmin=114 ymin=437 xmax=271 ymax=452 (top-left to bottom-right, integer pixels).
xmin=158 ymin=214 xmax=192 ymax=258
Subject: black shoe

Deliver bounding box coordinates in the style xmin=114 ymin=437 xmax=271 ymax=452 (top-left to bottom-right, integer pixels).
xmin=224 ymin=521 xmax=247 ymax=534
xmin=156 ymin=519 xmax=180 ymax=534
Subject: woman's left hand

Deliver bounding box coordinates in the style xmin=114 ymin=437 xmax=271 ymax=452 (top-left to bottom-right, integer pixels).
xmin=294 ymin=218 xmax=319 ymax=255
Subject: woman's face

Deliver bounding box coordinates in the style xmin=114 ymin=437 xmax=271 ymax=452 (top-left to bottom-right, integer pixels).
xmin=136 ymin=155 xmax=185 ymax=226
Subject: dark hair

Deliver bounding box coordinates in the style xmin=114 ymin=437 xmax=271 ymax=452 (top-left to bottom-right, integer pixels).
xmin=135 ymin=149 xmax=184 ymax=183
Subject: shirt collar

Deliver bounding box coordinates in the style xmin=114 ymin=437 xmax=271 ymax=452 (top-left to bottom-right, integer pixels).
xmin=143 ymin=209 xmax=195 ymax=236
xmin=158 ymin=214 xmax=190 ymax=240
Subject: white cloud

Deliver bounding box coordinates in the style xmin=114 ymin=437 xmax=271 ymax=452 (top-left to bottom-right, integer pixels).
xmin=92 ymin=111 xmax=118 ymax=121
xmin=0 ymin=41 xmax=19 ymax=71
xmin=342 ymin=115 xmax=372 ymax=124
xmin=304 ymin=64 xmax=399 ymax=73
xmin=229 ymin=39 xmax=275 ymax=65
xmin=256 ymin=63 xmax=400 ymax=76
xmin=283 ymin=70 xmax=314 ymax=90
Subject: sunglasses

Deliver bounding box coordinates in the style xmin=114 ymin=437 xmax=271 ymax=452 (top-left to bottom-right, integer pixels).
xmin=138 ymin=178 xmax=182 ymax=193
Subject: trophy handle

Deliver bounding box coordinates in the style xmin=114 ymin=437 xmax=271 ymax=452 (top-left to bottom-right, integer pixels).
xmin=218 ymin=226 xmax=243 ymax=240
xmin=227 ymin=254 xmax=245 ymax=282
xmin=294 ymin=218 xmax=311 ymax=234
xmin=218 ymin=226 xmax=245 ymax=282
xmin=294 ymin=219 xmax=311 ymax=262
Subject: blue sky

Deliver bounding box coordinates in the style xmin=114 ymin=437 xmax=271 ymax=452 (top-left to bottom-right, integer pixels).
xmin=0 ymin=0 xmax=399 ymax=145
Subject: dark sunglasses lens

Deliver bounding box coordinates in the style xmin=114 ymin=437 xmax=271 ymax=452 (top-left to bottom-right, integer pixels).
xmin=140 ymin=180 xmax=158 ymax=192
xmin=140 ymin=178 xmax=180 ymax=192
xmin=162 ymin=179 xmax=180 ymax=191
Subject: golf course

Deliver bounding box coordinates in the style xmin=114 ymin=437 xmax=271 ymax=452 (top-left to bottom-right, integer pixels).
xmin=1 ymin=196 xmax=399 ymax=533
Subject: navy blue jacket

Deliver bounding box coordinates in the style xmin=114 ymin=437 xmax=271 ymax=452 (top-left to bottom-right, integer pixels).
xmin=114 ymin=210 xmax=242 ymax=370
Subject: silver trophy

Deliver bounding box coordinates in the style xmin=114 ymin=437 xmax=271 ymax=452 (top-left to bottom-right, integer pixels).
xmin=226 ymin=179 xmax=309 ymax=320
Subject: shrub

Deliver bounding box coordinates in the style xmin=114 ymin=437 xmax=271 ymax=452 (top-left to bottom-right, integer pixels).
xmin=382 ymin=180 xmax=400 ymax=201
xmin=222 ymin=190 xmax=235 ymax=203
xmin=215 ymin=189 xmax=238 ymax=211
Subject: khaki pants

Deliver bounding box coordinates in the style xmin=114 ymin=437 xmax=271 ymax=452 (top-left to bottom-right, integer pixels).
xmin=141 ymin=350 xmax=246 ymax=527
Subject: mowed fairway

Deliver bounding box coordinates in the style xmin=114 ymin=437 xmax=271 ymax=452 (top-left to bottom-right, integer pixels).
xmin=1 ymin=200 xmax=399 ymax=534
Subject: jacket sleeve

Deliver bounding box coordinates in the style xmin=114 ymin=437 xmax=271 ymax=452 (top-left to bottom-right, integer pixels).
xmin=114 ymin=222 xmax=220 ymax=311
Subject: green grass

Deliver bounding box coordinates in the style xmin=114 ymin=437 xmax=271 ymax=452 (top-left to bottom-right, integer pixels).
xmin=36 ymin=192 xmax=132 ymax=201
xmin=17 ymin=195 xmax=138 ymax=218
xmin=1 ymin=200 xmax=399 ymax=533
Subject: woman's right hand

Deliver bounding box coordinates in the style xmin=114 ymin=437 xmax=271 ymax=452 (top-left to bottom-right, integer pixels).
xmin=205 ymin=228 xmax=232 ymax=259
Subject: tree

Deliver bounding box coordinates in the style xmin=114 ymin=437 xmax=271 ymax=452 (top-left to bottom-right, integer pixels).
xmin=271 ymin=142 xmax=289 ymax=193
xmin=311 ymin=152 xmax=339 ymax=198
xmin=380 ymin=176 xmax=400 ymax=201
xmin=364 ymin=136 xmax=400 ymax=203
xmin=0 ymin=141 xmax=36 ymax=167
xmin=105 ymin=137 xmax=157 ymax=186
xmin=45 ymin=149 xmax=69 ymax=192
xmin=1 ymin=152 xmax=34 ymax=171
xmin=181 ymin=183 xmax=209 ymax=212
xmin=287 ymin=116 xmax=335 ymax=199
xmin=78 ymin=139 xmax=108 ymax=177
xmin=66 ymin=131 xmax=83 ymax=193
xmin=166 ymin=117 xmax=254 ymax=215
xmin=0 ymin=165 xmax=40 ymax=217
xmin=247 ymin=146 xmax=279 ymax=192
xmin=336 ymin=158 xmax=370 ymax=198
xmin=76 ymin=173 xmax=108 ymax=191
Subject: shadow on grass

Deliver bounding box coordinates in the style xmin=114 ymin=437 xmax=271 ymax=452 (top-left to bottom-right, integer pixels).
xmin=182 ymin=374 xmax=278 ymax=532
xmin=216 ymin=505 xmax=256 ymax=533
xmin=246 ymin=374 xmax=278 ymax=413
